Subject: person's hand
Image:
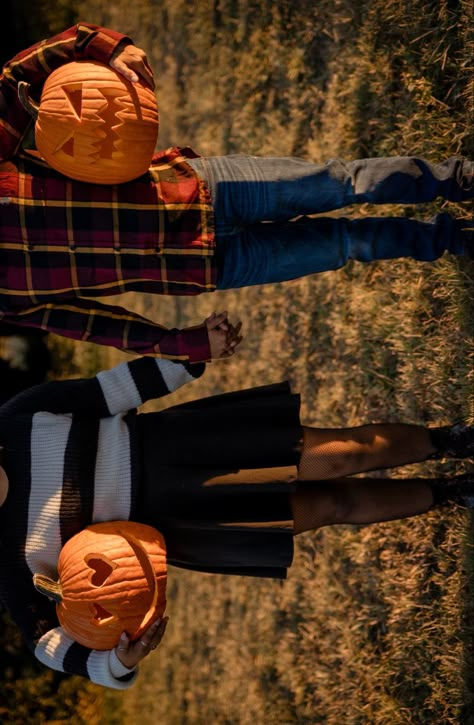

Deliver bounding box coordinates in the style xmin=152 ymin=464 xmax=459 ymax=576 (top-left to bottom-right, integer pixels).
xmin=109 ymin=44 xmax=155 ymax=90
xmin=115 ymin=616 xmax=168 ymax=669
xmin=225 ymin=319 xmax=243 ymax=353
xmin=206 ymin=312 xmax=243 ymax=359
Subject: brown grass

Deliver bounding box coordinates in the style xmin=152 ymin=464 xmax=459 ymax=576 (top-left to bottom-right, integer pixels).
xmin=46 ymin=0 xmax=474 ymax=721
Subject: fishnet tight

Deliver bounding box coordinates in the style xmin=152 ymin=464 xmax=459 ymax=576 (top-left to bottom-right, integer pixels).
xmin=297 ymin=423 xmax=435 ymax=480
xmin=291 ymin=423 xmax=437 ymax=534
xmin=291 ymin=478 xmax=434 ymax=534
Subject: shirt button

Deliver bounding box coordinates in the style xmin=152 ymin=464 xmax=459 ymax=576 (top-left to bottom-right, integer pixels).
xmin=114 ymin=245 xmax=121 ymax=252
xmin=69 ymin=244 xmax=76 ymax=251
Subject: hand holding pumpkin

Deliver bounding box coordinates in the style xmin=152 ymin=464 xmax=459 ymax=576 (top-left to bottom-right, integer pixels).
xmin=115 ymin=615 xmax=169 ymax=669
xmin=110 ymin=43 xmax=155 ymax=90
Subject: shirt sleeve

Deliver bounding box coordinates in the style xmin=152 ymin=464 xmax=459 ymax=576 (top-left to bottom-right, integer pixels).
xmin=2 ymin=565 xmax=138 ymax=690
xmin=0 ymin=23 xmax=132 ymax=160
xmin=34 ymin=627 xmax=138 ymax=690
xmin=1 ymin=297 xmax=212 ymax=362
xmin=2 ymin=356 xmax=205 ymax=417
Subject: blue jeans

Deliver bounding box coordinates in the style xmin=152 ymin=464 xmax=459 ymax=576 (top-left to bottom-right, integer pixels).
xmin=187 ymin=155 xmax=472 ymax=288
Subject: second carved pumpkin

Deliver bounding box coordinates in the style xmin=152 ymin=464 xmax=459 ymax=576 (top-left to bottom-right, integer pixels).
xmin=20 ymin=61 xmax=159 ymax=184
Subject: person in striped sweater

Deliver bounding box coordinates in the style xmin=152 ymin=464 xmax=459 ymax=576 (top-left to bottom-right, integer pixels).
xmin=0 ymin=352 xmax=472 ymax=689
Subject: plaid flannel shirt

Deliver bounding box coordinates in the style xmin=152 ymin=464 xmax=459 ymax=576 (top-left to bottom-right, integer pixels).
xmin=0 ymin=24 xmax=216 ymax=362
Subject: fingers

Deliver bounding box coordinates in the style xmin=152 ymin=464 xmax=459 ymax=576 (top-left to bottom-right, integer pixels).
xmin=227 ymin=320 xmax=243 ymax=344
xmin=224 ymin=320 xmax=243 ymax=355
xmin=115 ymin=616 xmax=168 ymax=668
xmin=136 ymin=56 xmax=155 ymax=90
xmin=117 ymin=631 xmax=130 ymax=654
xmin=205 ymin=311 xmax=228 ymax=330
xmin=150 ymin=616 xmax=169 ymax=648
xmin=208 ymin=328 xmax=228 ymax=359
xmin=205 ymin=312 xmax=242 ymax=335
xmin=208 ymin=330 xmax=243 ymax=358
xmin=128 ymin=57 xmax=155 ymax=90
xmin=115 ymin=631 xmax=134 ymax=668
xmin=232 ymin=321 xmax=243 ymax=337
xmin=110 ymin=46 xmax=155 ymax=90
xmin=137 ymin=616 xmax=169 ymax=653
xmin=206 ymin=313 xmax=243 ymax=359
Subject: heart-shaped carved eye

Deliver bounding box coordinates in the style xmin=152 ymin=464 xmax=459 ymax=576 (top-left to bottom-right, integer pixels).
xmin=85 ymin=554 xmax=118 ymax=587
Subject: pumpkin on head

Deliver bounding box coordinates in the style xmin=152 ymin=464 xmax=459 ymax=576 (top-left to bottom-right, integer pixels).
xmin=18 ymin=61 xmax=159 ymax=185
xmin=33 ymin=521 xmax=167 ymax=650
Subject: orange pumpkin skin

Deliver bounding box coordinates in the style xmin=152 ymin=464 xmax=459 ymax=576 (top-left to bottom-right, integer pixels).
xmin=49 ymin=521 xmax=167 ymax=650
xmin=34 ymin=61 xmax=158 ymax=184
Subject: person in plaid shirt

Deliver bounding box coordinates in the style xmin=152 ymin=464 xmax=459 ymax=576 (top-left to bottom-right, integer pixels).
xmin=1 ymin=23 xmax=472 ymax=363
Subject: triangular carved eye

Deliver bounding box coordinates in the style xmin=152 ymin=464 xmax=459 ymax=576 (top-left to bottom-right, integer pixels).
xmin=63 ymin=86 xmax=83 ymax=120
xmin=85 ymin=555 xmax=118 ymax=587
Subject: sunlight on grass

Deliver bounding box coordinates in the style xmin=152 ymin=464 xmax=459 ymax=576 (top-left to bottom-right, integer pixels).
xmin=46 ymin=0 xmax=474 ymax=721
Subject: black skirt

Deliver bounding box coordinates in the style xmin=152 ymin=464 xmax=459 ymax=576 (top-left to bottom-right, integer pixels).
xmin=135 ymin=383 xmax=302 ymax=579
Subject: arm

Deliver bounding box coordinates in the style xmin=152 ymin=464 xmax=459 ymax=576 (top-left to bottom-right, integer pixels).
xmin=0 ymin=23 xmax=133 ymax=160
xmin=35 ymin=625 xmax=139 ymax=690
xmin=2 ymin=564 xmax=139 ymax=689
xmin=19 ymin=595 xmax=139 ymax=689
xmin=1 ymin=297 xmax=212 ymax=362
xmin=30 ymin=607 xmax=167 ymax=689
xmin=2 ymin=355 xmax=205 ymax=418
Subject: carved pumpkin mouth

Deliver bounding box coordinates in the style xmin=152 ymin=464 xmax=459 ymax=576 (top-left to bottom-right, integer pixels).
xmin=92 ymin=603 xmax=116 ymax=625
xmin=19 ymin=60 xmax=159 ymax=184
xmin=45 ymin=82 xmax=133 ymax=162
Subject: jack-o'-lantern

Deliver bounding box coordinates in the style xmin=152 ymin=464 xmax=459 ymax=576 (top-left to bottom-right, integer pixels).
xmin=18 ymin=61 xmax=158 ymax=184
xmin=33 ymin=521 xmax=167 ymax=650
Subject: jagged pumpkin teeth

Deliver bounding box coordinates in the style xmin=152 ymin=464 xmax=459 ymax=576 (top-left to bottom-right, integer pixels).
xmin=19 ymin=61 xmax=159 ymax=184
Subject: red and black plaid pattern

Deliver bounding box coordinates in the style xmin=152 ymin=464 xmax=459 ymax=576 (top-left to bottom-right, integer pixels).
xmin=0 ymin=149 xmax=216 ymax=359
xmin=0 ymin=25 xmax=216 ymax=362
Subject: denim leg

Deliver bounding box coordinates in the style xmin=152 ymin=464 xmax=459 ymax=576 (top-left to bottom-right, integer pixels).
xmin=188 ymin=155 xmax=473 ymax=225
xmin=216 ymin=213 xmax=465 ymax=288
xmin=347 ymin=157 xmax=473 ymax=205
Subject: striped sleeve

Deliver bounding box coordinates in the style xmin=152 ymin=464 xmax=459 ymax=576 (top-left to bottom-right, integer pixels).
xmin=1 ymin=567 xmax=138 ymax=689
xmin=35 ymin=627 xmax=138 ymax=690
xmin=1 ymin=357 xmax=205 ymax=418
xmin=97 ymin=357 xmax=205 ymax=414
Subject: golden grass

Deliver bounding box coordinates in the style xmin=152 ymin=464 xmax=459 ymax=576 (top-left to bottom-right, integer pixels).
xmin=45 ymin=0 xmax=474 ymax=721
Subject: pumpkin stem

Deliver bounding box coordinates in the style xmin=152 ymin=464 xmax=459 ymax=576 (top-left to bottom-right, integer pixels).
xmin=18 ymin=82 xmax=39 ymax=120
xmin=33 ymin=573 xmax=63 ymax=603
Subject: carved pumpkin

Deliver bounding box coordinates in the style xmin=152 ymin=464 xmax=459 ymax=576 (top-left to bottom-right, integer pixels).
xmin=18 ymin=61 xmax=158 ymax=184
xmin=33 ymin=521 xmax=167 ymax=650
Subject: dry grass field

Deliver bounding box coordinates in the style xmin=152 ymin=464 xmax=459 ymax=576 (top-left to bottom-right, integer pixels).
xmin=44 ymin=0 xmax=473 ymax=722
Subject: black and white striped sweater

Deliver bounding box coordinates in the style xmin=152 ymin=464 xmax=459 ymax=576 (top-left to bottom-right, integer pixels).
xmin=0 ymin=356 xmax=204 ymax=689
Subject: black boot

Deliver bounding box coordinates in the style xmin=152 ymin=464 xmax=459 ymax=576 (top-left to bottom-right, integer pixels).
xmin=430 ymin=474 xmax=474 ymax=508
xmin=428 ymin=424 xmax=474 ymax=459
